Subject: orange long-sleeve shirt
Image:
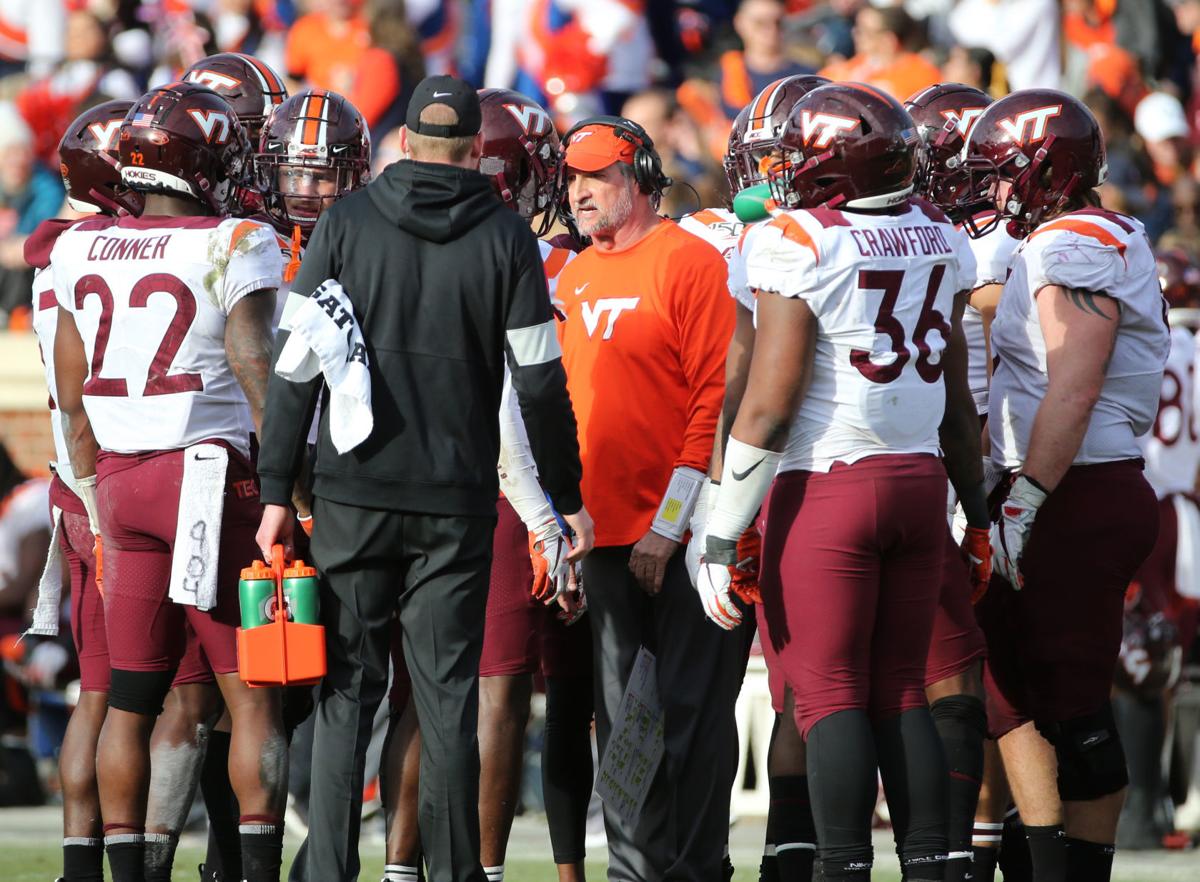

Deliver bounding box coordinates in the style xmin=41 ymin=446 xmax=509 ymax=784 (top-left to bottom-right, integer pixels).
xmin=557 ymin=220 xmax=734 ymax=547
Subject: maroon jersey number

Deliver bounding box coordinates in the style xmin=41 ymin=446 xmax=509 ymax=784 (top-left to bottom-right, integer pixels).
xmin=851 ymin=265 xmax=952 ymax=385
xmin=73 ymin=272 xmax=205 ymax=397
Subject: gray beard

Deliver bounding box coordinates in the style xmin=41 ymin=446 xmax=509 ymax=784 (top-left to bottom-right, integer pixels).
xmin=576 ymin=185 xmax=634 ymax=237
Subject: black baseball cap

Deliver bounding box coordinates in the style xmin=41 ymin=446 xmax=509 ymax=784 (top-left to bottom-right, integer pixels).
xmin=406 ymin=75 xmax=482 ymax=137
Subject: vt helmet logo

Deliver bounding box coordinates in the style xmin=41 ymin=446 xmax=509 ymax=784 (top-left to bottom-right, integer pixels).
xmin=799 ymin=111 xmax=861 ymax=148
xmin=503 ymin=103 xmax=551 ymax=137
xmin=188 ymin=109 xmax=232 ymax=144
xmin=940 ymin=107 xmax=985 ymax=136
xmin=997 ymin=105 xmax=1062 ymax=144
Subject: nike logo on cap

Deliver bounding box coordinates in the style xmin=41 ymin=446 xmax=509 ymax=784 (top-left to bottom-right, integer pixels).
xmin=732 ymin=459 xmax=764 ymax=482
xmin=432 ymin=91 xmax=453 ymax=98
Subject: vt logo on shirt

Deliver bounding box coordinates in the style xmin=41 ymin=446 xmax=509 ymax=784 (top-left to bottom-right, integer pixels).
xmin=581 ymin=298 xmax=640 ymax=340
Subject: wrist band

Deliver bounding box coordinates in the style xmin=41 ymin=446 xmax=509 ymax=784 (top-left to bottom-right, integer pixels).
xmin=708 ymin=437 xmax=780 ymax=542
xmin=651 ymin=466 xmax=706 ymax=542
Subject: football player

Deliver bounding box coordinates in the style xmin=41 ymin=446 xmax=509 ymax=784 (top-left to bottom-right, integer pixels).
xmin=380 ymin=88 xmax=588 ymax=882
xmin=686 ymin=73 xmax=829 ymax=882
xmin=963 ymin=90 xmax=1170 ymax=882
xmin=28 ymin=100 xmax=227 ymax=882
xmin=25 ymin=98 xmax=134 ymax=882
xmin=193 ymin=87 xmax=374 ymax=882
xmin=905 ymin=82 xmax=1009 ymax=882
xmin=52 ymin=82 xmax=289 ymax=882
xmin=700 ymin=82 xmax=989 ymax=882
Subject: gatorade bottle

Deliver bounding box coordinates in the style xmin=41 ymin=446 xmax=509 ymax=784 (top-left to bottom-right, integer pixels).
xmin=282 ymin=561 xmax=320 ymax=625
xmin=239 ymin=560 xmax=277 ymax=629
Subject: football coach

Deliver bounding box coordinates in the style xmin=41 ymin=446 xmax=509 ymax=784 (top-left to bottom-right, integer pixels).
xmin=255 ymin=76 xmax=592 ymax=882
xmin=555 ymin=117 xmax=741 ymax=881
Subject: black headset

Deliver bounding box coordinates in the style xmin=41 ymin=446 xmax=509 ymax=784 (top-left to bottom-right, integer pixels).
xmin=563 ymin=115 xmax=674 ymax=198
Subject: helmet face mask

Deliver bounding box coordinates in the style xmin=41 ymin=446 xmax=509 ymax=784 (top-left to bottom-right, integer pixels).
xmin=768 ymin=83 xmax=918 ymax=212
xmin=254 ymin=90 xmax=371 ymax=233
xmin=478 ymin=89 xmax=563 ymax=237
xmin=959 ymin=89 xmax=1107 ymax=238
xmin=904 ymin=83 xmax=992 ymax=221
xmin=724 ymin=74 xmax=831 ymax=199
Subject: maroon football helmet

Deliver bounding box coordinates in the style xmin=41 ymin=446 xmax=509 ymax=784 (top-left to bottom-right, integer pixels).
xmin=183 ymin=52 xmax=288 ymax=142
xmin=724 ymin=74 xmax=831 ymax=196
xmin=769 ymin=82 xmax=920 ymax=211
xmin=254 ymin=89 xmax=371 ymax=234
xmin=119 ymin=82 xmax=252 ymax=215
xmin=1157 ymin=248 xmax=1200 ymax=310
xmin=904 ymin=83 xmax=991 ymax=219
xmin=960 ymin=88 xmax=1107 ymax=238
xmin=478 ymin=89 xmax=562 ymax=236
xmin=58 ymin=99 xmax=142 ymax=216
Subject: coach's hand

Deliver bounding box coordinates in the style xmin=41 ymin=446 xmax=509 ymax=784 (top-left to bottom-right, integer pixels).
xmin=561 ymin=507 xmax=595 ymax=561
xmin=257 ymin=503 xmax=295 ymax=561
xmin=630 ymin=529 xmax=679 ymax=595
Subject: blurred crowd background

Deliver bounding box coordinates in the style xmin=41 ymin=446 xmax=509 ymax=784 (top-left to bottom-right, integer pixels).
xmin=3 ymin=0 xmax=1200 ymax=326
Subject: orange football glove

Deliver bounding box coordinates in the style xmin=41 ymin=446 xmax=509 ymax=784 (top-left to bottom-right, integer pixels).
xmin=961 ymin=526 xmax=991 ymax=604
xmin=529 ymin=522 xmax=570 ymax=603
xmin=93 ymin=533 xmax=104 ymax=598
xmin=729 ymin=526 xmax=762 ymax=605
xmin=298 ymin=514 xmax=314 ymax=537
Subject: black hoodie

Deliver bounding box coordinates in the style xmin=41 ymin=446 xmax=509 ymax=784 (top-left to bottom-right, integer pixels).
xmin=257 ymin=159 xmax=583 ymax=518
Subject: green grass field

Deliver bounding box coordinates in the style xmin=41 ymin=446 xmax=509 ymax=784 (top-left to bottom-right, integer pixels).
xmin=0 ymin=844 xmax=906 ymax=881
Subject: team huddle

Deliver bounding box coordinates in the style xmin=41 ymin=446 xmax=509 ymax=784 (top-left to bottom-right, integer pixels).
xmin=22 ymin=40 xmax=1187 ymax=882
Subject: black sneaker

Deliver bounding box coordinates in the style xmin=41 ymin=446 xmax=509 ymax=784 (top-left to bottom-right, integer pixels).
xmin=199 ymin=863 xmax=224 ymax=882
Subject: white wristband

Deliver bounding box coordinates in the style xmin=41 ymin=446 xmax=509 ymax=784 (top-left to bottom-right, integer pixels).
xmin=651 ymin=466 xmax=706 ymax=542
xmin=708 ymin=437 xmax=780 ymax=542
xmin=75 ymin=474 xmax=101 ymax=536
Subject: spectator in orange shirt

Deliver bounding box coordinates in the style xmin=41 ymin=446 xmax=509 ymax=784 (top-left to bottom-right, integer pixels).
xmin=285 ymin=0 xmax=369 ymax=94
xmin=556 ymin=117 xmax=742 ymax=882
xmin=819 ymin=5 xmax=941 ymax=101
xmin=347 ymin=0 xmax=425 ymax=138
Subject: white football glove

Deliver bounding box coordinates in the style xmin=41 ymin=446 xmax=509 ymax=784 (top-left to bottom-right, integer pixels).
xmin=697 ymin=535 xmax=744 ymax=630
xmin=530 ymin=518 xmax=571 ymax=603
xmin=990 ymin=475 xmax=1048 ymax=590
xmin=685 ymin=478 xmax=717 ymax=587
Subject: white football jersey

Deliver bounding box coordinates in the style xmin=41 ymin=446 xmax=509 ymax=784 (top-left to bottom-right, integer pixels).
xmin=30 ymin=265 xmax=73 ymax=485
xmin=990 ymin=209 xmax=1169 ymax=467
xmin=744 ymin=199 xmax=977 ymax=473
xmin=727 ymin=222 xmax=765 ymax=313
xmin=538 ymin=238 xmax=576 ymax=310
xmin=52 ymin=216 xmax=284 ymax=456
xmin=963 ymin=224 xmax=1019 ymax=414
xmin=678 ymin=208 xmax=746 ymax=265
xmin=1138 ymin=326 xmax=1200 ymax=498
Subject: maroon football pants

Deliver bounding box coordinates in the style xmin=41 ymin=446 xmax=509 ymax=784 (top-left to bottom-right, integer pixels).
xmin=759 ymin=454 xmax=948 ymax=737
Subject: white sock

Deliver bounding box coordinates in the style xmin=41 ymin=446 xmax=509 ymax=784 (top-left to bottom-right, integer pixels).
xmin=383 ymin=864 xmax=420 ymax=882
xmin=484 ymin=865 xmax=504 ymax=882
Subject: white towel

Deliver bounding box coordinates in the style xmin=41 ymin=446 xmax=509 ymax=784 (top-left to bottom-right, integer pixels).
xmin=169 ymin=444 xmax=228 ymax=610
xmin=1174 ymin=494 xmax=1200 ymax=600
xmin=276 ymin=279 xmax=373 ymax=454
xmin=26 ymin=506 xmax=64 ymax=637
